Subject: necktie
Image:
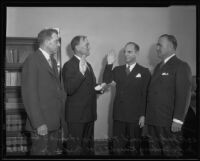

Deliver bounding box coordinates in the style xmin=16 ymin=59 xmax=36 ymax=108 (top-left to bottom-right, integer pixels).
xmin=48 ymin=57 xmax=53 ymax=68
xmin=126 ymin=65 xmax=131 ymax=75
xmin=49 ymin=55 xmax=58 ymax=75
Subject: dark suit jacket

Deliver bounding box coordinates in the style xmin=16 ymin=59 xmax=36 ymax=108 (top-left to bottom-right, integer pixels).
xmin=145 ymin=56 xmax=192 ymax=127
xmin=21 ymin=50 xmax=66 ymax=132
xmin=62 ymin=56 xmax=97 ymax=123
xmin=103 ymin=63 xmax=151 ymax=123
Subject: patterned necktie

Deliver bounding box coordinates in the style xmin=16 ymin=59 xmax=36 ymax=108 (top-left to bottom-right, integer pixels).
xmin=126 ymin=65 xmax=131 ymax=75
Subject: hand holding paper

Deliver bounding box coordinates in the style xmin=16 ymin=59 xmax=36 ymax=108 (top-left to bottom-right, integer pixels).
xmin=94 ymin=83 xmax=107 ymax=93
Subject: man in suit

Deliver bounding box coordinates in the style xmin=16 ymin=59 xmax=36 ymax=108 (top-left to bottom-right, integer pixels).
xmin=145 ymin=34 xmax=192 ymax=157
xmin=21 ymin=28 xmax=66 ymax=155
xmin=62 ymin=35 xmax=105 ymax=155
xmin=103 ymin=42 xmax=151 ymax=155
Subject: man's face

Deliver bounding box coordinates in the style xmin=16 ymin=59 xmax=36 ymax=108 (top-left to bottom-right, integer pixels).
xmin=46 ymin=33 xmax=60 ymax=54
xmin=156 ymin=37 xmax=171 ymax=59
xmin=124 ymin=44 xmax=138 ymax=64
xmin=76 ymin=38 xmax=90 ymax=57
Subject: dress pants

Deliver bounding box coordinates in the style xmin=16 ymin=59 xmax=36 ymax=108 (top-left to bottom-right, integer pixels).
xmin=145 ymin=124 xmax=183 ymax=157
xmin=64 ymin=122 xmax=95 ymax=155
xmin=30 ymin=129 xmax=61 ymax=155
xmin=112 ymin=120 xmax=142 ymax=155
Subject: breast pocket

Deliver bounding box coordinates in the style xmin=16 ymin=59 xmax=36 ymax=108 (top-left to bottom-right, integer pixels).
xmin=160 ymin=72 xmax=175 ymax=88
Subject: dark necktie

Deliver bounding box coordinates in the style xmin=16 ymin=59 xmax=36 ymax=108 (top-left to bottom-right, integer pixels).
xmin=50 ymin=55 xmax=58 ymax=75
xmin=126 ymin=65 xmax=131 ymax=75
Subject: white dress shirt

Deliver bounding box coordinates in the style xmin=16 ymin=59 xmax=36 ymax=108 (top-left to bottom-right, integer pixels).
xmin=39 ymin=48 xmax=51 ymax=61
xmin=164 ymin=53 xmax=176 ymax=64
xmin=126 ymin=63 xmax=136 ymax=72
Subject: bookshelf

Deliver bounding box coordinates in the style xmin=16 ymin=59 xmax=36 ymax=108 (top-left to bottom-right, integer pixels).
xmin=5 ymin=37 xmax=61 ymax=155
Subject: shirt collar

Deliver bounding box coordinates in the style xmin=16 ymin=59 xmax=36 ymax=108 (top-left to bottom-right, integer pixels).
xmin=39 ymin=48 xmax=50 ymax=60
xmin=74 ymin=55 xmax=88 ymax=63
xmin=164 ymin=53 xmax=176 ymax=64
xmin=126 ymin=63 xmax=136 ymax=72
xmin=74 ymin=54 xmax=81 ymax=61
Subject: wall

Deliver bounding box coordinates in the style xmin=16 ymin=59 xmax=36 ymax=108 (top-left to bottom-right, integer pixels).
xmin=6 ymin=6 xmax=196 ymax=139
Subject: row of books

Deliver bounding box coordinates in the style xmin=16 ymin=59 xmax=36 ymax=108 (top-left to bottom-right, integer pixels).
xmin=6 ymin=98 xmax=23 ymax=103
xmin=6 ymin=136 xmax=28 ymax=153
xmin=6 ymin=48 xmax=28 ymax=63
xmin=7 ymin=146 xmax=28 ymax=153
xmin=6 ymin=114 xmax=25 ymax=131
xmin=6 ymin=93 xmax=21 ymax=102
xmin=5 ymin=102 xmax=24 ymax=110
xmin=6 ymin=71 xmax=21 ymax=86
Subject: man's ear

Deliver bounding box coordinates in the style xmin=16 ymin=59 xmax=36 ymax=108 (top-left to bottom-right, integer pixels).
xmin=44 ymin=39 xmax=50 ymax=46
xmin=168 ymin=42 xmax=174 ymax=51
xmin=75 ymin=45 xmax=79 ymax=52
xmin=134 ymin=50 xmax=139 ymax=56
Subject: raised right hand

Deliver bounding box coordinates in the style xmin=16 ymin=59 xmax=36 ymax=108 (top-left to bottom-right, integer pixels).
xmin=37 ymin=124 xmax=48 ymax=136
xmin=107 ymin=49 xmax=116 ymax=65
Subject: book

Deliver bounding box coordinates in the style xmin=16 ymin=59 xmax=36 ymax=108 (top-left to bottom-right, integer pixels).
xmin=17 ymin=72 xmax=21 ymax=86
xmin=6 ymin=71 xmax=11 ymax=86
xmin=13 ymin=49 xmax=19 ymax=63
xmin=6 ymin=49 xmax=11 ymax=63
xmin=18 ymin=49 xmax=29 ymax=63
xmin=10 ymin=72 xmax=18 ymax=86
xmin=5 ymin=103 xmax=24 ymax=109
xmin=7 ymin=98 xmax=22 ymax=103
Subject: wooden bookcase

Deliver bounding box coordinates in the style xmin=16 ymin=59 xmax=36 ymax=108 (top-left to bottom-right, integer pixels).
xmin=5 ymin=37 xmax=61 ymax=155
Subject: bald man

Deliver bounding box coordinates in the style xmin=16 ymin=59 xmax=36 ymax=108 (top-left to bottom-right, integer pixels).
xmin=145 ymin=34 xmax=192 ymax=157
xmin=103 ymin=42 xmax=151 ymax=155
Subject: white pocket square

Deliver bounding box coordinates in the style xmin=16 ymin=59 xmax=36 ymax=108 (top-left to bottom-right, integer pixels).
xmin=161 ymin=72 xmax=169 ymax=76
xmin=136 ymin=73 xmax=141 ymax=78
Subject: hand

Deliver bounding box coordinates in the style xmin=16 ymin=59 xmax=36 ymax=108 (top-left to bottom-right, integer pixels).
xmin=107 ymin=49 xmax=116 ymax=64
xmin=100 ymin=83 xmax=107 ymax=90
xmin=94 ymin=83 xmax=107 ymax=94
xmin=171 ymin=121 xmax=182 ymax=132
xmin=37 ymin=124 xmax=48 ymax=136
xmin=79 ymin=55 xmax=87 ymax=75
xmin=139 ymin=116 xmax=145 ymax=128
xmin=99 ymin=83 xmax=107 ymax=93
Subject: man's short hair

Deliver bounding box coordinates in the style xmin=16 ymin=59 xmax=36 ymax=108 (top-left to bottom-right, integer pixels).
xmin=160 ymin=34 xmax=178 ymax=50
xmin=125 ymin=42 xmax=140 ymax=52
xmin=71 ymin=35 xmax=87 ymax=52
xmin=37 ymin=28 xmax=58 ymax=46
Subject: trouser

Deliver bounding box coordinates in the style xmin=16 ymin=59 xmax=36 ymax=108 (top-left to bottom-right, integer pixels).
xmin=112 ymin=120 xmax=142 ymax=155
xmin=30 ymin=129 xmax=61 ymax=155
xmin=145 ymin=124 xmax=183 ymax=157
xmin=63 ymin=121 xmax=95 ymax=155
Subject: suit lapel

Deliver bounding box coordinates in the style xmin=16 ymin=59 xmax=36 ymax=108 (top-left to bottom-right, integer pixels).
xmin=87 ymin=63 xmax=96 ymax=84
xmin=124 ymin=63 xmax=139 ymax=78
xmin=129 ymin=64 xmax=139 ymax=77
xmin=151 ymin=56 xmax=177 ymax=83
xmin=37 ymin=50 xmax=59 ymax=79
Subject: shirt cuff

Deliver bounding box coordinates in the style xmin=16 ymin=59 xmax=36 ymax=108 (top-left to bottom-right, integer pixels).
xmin=173 ymin=118 xmax=183 ymax=124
